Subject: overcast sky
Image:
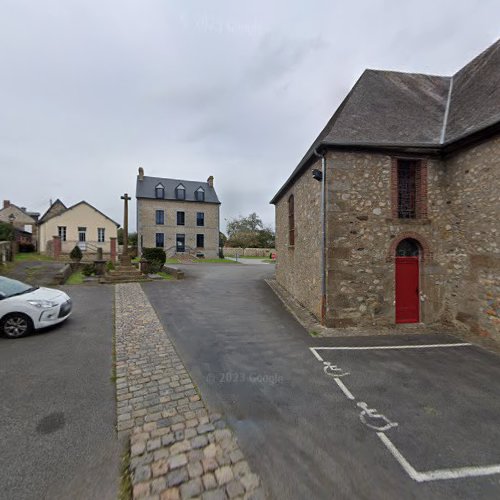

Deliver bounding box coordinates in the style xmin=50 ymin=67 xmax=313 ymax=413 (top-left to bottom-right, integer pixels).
xmin=1 ymin=1 xmax=498 ymax=232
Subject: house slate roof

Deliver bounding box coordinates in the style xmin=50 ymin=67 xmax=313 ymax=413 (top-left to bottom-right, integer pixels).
xmin=271 ymin=38 xmax=500 ymax=204
xmin=136 ymin=176 xmax=220 ymax=204
xmin=0 ymin=203 xmax=39 ymax=222
xmin=38 ymin=200 xmax=120 ymax=227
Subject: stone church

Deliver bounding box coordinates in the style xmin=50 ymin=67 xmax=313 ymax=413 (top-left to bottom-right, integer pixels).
xmin=271 ymin=39 xmax=500 ymax=339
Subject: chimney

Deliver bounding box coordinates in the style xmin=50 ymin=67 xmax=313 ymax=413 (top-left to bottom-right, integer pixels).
xmin=207 ymin=175 xmax=214 ymax=188
xmin=138 ymin=166 xmax=144 ymax=181
xmin=3 ymin=200 xmax=10 ymax=209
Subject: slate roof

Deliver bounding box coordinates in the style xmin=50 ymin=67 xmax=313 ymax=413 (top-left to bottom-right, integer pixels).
xmin=0 ymin=203 xmax=39 ymax=221
xmin=136 ymin=176 xmax=220 ymax=204
xmin=271 ymin=38 xmax=500 ymax=204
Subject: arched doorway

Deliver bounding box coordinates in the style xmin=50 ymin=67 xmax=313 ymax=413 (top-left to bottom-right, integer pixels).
xmin=395 ymin=238 xmax=420 ymax=323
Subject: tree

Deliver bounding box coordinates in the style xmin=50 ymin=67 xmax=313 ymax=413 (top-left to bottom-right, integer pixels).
xmin=226 ymin=213 xmax=263 ymax=237
xmin=225 ymin=213 xmax=275 ymax=249
xmin=219 ymin=232 xmax=227 ymax=248
xmin=0 ymin=222 xmax=14 ymax=242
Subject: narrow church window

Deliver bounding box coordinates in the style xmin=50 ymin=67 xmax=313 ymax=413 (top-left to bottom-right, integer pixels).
xmin=288 ymin=195 xmax=295 ymax=246
xmin=397 ymin=160 xmax=417 ymax=218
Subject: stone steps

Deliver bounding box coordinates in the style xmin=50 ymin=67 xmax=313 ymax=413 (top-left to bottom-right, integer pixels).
xmin=100 ymin=265 xmax=150 ymax=283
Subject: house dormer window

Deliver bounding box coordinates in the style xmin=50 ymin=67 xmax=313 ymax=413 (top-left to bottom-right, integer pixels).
xmin=195 ymin=187 xmax=205 ymax=202
xmin=175 ymin=184 xmax=186 ymax=200
xmin=155 ymin=183 xmax=165 ymax=199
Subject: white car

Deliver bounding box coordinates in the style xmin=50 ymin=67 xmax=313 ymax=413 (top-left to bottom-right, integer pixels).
xmin=0 ymin=276 xmax=72 ymax=338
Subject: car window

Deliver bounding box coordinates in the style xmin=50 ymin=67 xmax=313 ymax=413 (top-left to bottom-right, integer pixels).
xmin=0 ymin=277 xmax=36 ymax=298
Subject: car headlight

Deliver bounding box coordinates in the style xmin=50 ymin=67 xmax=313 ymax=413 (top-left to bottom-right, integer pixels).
xmin=28 ymin=300 xmax=58 ymax=309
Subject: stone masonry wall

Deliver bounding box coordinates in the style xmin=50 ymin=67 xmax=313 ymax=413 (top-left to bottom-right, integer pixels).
xmin=444 ymin=136 xmax=500 ymax=339
xmin=324 ymin=138 xmax=500 ymax=334
xmin=275 ymin=158 xmax=322 ymax=320
xmin=138 ymin=199 xmax=220 ymax=259
xmin=325 ymin=150 xmax=456 ymax=328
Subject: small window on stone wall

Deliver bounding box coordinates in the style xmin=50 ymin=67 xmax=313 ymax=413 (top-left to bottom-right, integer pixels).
xmin=288 ymin=195 xmax=295 ymax=246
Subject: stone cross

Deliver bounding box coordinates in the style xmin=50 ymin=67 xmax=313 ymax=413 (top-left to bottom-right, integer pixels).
xmin=120 ymin=193 xmax=132 ymax=266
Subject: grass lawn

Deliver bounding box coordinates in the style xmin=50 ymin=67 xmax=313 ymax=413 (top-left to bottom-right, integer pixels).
xmin=66 ymin=271 xmax=84 ymax=284
xmin=165 ymin=258 xmax=180 ymax=264
xmin=15 ymin=252 xmax=54 ymax=262
xmin=157 ymin=271 xmax=174 ymax=280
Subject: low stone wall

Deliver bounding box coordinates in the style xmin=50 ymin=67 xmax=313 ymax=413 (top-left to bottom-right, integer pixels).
xmin=223 ymin=247 xmax=275 ymax=257
xmin=163 ymin=266 xmax=184 ymax=280
xmin=54 ymin=263 xmax=73 ymax=285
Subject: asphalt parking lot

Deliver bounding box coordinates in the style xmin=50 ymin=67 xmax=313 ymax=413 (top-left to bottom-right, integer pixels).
xmin=0 ymin=285 xmax=120 ymax=500
xmin=310 ymin=340 xmax=500 ymax=484
xmin=143 ymin=263 xmax=500 ymax=500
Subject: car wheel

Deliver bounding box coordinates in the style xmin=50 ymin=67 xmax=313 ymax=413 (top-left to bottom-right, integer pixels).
xmin=1 ymin=313 xmax=34 ymax=338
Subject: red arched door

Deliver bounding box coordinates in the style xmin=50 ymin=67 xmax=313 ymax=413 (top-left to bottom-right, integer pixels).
xmin=395 ymin=239 xmax=420 ymax=323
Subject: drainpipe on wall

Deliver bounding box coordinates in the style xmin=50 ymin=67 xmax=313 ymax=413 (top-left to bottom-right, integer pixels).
xmin=313 ymin=148 xmax=327 ymax=324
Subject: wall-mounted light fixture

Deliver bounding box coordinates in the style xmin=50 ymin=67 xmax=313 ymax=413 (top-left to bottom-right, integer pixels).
xmin=312 ymin=169 xmax=323 ymax=182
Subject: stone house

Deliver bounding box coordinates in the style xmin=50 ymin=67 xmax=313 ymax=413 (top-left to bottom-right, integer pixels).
xmin=38 ymin=199 xmax=119 ymax=257
xmin=0 ymin=200 xmax=40 ymax=248
xmin=136 ymin=168 xmax=221 ymax=258
xmin=271 ymin=39 xmax=500 ymax=339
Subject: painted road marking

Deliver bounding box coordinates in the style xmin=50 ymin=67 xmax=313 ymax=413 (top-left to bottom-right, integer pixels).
xmin=358 ymin=402 xmax=398 ymax=432
xmin=377 ymin=432 xmax=500 ymax=482
xmin=310 ymin=343 xmax=471 ymax=360
xmin=310 ymin=342 xmax=500 ymax=482
xmin=335 ymin=378 xmax=355 ymax=400
xmin=323 ymin=361 xmax=350 ymax=378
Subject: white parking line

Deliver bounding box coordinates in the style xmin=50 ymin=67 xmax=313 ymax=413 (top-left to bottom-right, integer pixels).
xmin=335 ymin=378 xmax=355 ymax=400
xmin=378 ymin=432 xmax=500 ymax=482
xmin=310 ymin=341 xmax=500 ymax=483
xmin=313 ymin=343 xmax=471 ymax=353
xmin=309 ymin=344 xmax=471 ymax=361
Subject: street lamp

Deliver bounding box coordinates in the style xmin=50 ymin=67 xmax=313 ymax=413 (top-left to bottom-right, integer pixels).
xmin=8 ymin=213 xmax=16 ymax=260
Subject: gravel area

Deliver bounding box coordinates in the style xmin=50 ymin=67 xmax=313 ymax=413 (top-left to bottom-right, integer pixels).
xmin=115 ymin=283 xmax=265 ymax=500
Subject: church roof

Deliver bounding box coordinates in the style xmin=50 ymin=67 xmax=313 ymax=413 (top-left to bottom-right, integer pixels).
xmin=271 ymin=38 xmax=500 ymax=204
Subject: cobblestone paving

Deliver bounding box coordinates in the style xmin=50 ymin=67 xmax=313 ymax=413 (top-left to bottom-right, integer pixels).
xmin=115 ymin=283 xmax=265 ymax=500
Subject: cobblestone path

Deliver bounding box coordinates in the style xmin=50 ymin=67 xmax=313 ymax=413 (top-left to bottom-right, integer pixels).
xmin=115 ymin=283 xmax=265 ymax=500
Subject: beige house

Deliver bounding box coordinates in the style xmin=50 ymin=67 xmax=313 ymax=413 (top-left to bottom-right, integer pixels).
xmin=0 ymin=200 xmax=40 ymax=247
xmin=38 ymin=199 xmax=119 ymax=256
xmin=136 ymin=168 xmax=220 ymax=258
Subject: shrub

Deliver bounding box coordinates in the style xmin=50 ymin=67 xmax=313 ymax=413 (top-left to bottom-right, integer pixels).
xmin=81 ymin=263 xmax=95 ymax=276
xmin=106 ymin=261 xmax=115 ymax=271
xmin=70 ymin=246 xmax=83 ymax=261
xmin=219 ymin=248 xmax=225 ymax=259
xmin=142 ymin=247 xmax=166 ymax=265
xmin=148 ymin=259 xmax=164 ymax=274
